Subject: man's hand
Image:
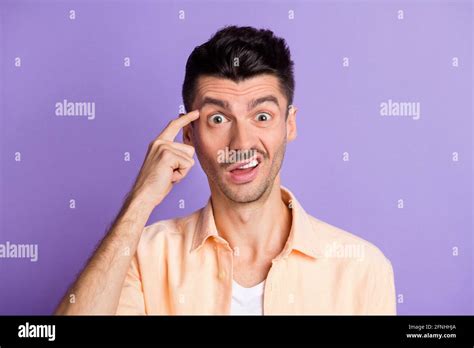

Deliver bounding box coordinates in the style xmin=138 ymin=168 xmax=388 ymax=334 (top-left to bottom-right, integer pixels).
xmin=132 ymin=110 xmax=199 ymax=208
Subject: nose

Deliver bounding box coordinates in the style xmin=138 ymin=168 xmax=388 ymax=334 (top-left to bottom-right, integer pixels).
xmin=228 ymin=119 xmax=255 ymax=152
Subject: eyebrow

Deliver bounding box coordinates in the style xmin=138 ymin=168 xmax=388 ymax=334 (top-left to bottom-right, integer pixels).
xmin=248 ymin=95 xmax=280 ymax=110
xmin=200 ymin=97 xmax=230 ymax=109
xmin=200 ymin=95 xmax=280 ymax=111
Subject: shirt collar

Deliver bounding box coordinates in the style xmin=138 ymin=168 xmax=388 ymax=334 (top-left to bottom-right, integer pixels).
xmin=190 ymin=185 xmax=324 ymax=260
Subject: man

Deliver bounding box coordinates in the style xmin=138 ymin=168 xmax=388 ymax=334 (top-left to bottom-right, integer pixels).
xmin=55 ymin=26 xmax=396 ymax=315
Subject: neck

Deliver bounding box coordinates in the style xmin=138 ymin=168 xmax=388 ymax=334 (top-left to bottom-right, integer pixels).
xmin=209 ymin=177 xmax=291 ymax=262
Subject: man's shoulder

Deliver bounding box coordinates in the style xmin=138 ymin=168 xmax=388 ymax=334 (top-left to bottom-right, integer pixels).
xmin=139 ymin=208 xmax=202 ymax=244
xmin=306 ymin=214 xmax=392 ymax=267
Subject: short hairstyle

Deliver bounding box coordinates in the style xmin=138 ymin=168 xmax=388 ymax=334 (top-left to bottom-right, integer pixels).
xmin=182 ymin=25 xmax=295 ymax=113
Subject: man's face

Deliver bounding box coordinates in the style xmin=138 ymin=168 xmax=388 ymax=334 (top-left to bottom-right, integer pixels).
xmin=184 ymin=74 xmax=297 ymax=203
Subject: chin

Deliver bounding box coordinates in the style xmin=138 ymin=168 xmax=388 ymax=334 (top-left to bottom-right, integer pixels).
xmin=220 ymin=179 xmax=270 ymax=204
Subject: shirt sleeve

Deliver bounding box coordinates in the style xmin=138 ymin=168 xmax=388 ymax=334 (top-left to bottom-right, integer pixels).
xmin=116 ymin=253 xmax=146 ymax=315
xmin=366 ymin=256 xmax=397 ymax=315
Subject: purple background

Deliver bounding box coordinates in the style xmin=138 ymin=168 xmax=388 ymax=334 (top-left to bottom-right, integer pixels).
xmin=0 ymin=0 xmax=472 ymax=315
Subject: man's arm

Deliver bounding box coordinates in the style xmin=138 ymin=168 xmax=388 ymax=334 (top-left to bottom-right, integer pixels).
xmin=366 ymin=256 xmax=397 ymax=315
xmin=54 ymin=110 xmax=199 ymax=315
xmin=54 ymin=193 xmax=154 ymax=315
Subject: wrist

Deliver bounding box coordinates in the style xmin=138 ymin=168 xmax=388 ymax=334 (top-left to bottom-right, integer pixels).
xmin=128 ymin=190 xmax=159 ymax=213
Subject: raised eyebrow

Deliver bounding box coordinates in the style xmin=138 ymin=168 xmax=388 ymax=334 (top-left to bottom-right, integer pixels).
xmin=200 ymin=97 xmax=230 ymax=109
xmin=248 ymin=95 xmax=280 ymax=110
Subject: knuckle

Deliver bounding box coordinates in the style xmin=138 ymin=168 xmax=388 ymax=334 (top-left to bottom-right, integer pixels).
xmin=156 ymin=142 xmax=169 ymax=154
xmin=159 ymin=149 xmax=173 ymax=161
xmin=150 ymin=139 xmax=162 ymax=148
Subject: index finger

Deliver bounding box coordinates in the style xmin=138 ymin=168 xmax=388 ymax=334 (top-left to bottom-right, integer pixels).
xmin=158 ymin=110 xmax=200 ymax=142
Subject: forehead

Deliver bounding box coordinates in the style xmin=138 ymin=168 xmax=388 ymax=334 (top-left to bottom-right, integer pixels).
xmin=193 ymin=74 xmax=286 ymax=107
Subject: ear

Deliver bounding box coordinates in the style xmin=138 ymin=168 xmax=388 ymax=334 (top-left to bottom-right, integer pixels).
xmin=286 ymin=105 xmax=297 ymax=142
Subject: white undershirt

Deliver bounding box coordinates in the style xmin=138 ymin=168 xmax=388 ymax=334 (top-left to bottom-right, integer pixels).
xmin=230 ymin=279 xmax=265 ymax=315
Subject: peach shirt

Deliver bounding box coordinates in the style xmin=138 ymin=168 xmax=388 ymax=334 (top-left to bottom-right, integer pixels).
xmin=117 ymin=186 xmax=396 ymax=315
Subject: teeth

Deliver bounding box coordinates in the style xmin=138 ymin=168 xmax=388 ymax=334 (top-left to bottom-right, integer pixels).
xmin=238 ymin=159 xmax=258 ymax=169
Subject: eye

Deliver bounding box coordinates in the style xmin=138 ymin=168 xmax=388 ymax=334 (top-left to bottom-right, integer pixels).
xmin=255 ymin=112 xmax=272 ymax=122
xmin=208 ymin=113 xmax=229 ymax=124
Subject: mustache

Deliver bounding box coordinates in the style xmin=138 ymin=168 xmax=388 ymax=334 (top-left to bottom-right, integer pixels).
xmin=219 ymin=148 xmax=268 ymax=169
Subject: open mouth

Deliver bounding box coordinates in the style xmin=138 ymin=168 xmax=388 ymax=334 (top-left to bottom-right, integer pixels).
xmin=234 ymin=159 xmax=259 ymax=170
xmin=227 ymin=158 xmax=261 ymax=184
